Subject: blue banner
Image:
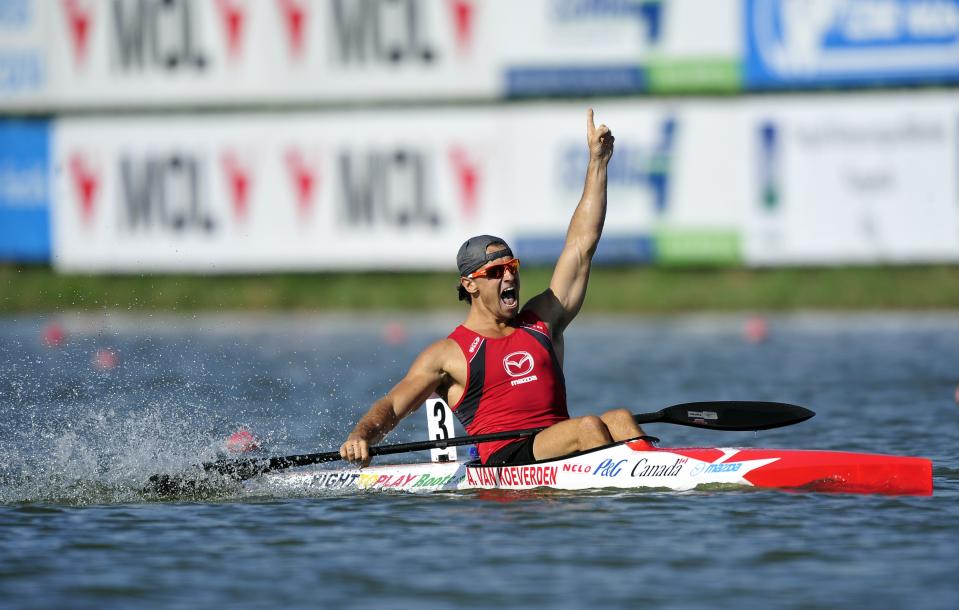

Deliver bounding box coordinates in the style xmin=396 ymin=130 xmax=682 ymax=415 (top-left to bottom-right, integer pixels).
xmin=506 ymin=66 xmax=647 ymax=97
xmin=745 ymin=0 xmax=959 ymax=88
xmin=515 ymin=234 xmax=656 ymax=265
xmin=0 ymin=119 xmax=51 ymax=262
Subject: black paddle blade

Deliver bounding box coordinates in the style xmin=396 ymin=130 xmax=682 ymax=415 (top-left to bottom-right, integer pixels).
xmin=646 ymin=401 xmax=815 ymax=431
xmin=145 ymin=453 xmax=344 ymax=495
xmin=146 ymin=473 xmax=199 ymax=496
xmin=145 ymin=459 xmax=272 ymax=496
xmin=144 ymin=472 xmax=237 ymax=497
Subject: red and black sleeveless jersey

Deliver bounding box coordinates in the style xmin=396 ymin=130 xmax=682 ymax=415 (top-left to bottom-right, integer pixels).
xmin=446 ymin=310 xmax=569 ymax=463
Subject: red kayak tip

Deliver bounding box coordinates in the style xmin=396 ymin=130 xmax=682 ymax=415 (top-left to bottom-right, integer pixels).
xmin=226 ymin=429 xmax=260 ymax=453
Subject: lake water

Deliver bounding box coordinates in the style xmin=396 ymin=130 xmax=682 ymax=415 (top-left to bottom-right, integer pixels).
xmin=2 ymin=312 xmax=958 ymax=609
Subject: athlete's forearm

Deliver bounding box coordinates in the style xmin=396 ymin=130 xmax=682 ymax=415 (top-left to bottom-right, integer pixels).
xmin=348 ymin=398 xmax=399 ymax=445
xmin=566 ymin=158 xmax=609 ymax=254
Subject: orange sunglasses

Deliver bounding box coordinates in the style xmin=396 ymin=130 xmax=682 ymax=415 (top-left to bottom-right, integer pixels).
xmin=468 ymin=258 xmax=520 ymax=280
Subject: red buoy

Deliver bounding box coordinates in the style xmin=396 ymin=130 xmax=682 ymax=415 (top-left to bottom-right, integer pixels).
xmin=383 ymin=321 xmax=409 ymax=345
xmin=93 ymin=348 xmax=119 ymax=371
xmin=743 ymin=316 xmax=769 ymax=344
xmin=42 ymin=322 xmax=66 ymax=347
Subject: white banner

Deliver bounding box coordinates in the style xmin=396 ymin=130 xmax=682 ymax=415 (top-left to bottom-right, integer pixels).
xmin=745 ymin=94 xmax=959 ymax=265
xmin=52 ymin=93 xmax=959 ymax=271
xmin=9 ymin=1 xmax=959 ymax=108
xmin=2 ymin=0 xmax=743 ymax=109
xmin=53 ymin=110 xmax=508 ymax=271
xmin=9 ymin=0 xmax=497 ymax=109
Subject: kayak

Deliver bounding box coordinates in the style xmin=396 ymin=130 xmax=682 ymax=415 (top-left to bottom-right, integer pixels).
xmin=260 ymin=437 xmax=933 ymax=496
xmin=145 ymin=400 xmax=930 ymax=498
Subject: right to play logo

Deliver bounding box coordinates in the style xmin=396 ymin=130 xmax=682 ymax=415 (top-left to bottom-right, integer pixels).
xmin=745 ymin=0 xmax=959 ymax=88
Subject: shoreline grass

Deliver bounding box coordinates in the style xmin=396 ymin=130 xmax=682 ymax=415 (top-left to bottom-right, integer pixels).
xmin=3 ymin=264 xmax=959 ymax=313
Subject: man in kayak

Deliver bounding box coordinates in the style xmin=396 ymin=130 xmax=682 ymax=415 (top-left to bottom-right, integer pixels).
xmin=340 ymin=109 xmax=646 ymax=467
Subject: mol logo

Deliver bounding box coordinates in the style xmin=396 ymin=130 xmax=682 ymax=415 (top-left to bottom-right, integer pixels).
xmin=69 ymin=0 xmax=212 ymax=72
xmin=328 ymin=0 xmax=476 ymax=66
xmin=336 ymin=145 xmax=482 ymax=230
xmin=64 ymin=0 xmax=254 ymax=73
xmin=551 ymin=0 xmax=666 ymax=44
xmin=114 ymin=148 xmax=256 ymax=234
xmin=119 ymin=153 xmax=217 ymax=233
xmin=559 ymin=117 xmax=677 ymax=216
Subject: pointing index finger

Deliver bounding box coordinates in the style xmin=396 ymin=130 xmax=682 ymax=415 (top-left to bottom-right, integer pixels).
xmin=587 ymin=108 xmax=595 ymax=134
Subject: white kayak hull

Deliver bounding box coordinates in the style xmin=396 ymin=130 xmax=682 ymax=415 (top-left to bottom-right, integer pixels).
xmin=259 ymin=438 xmax=933 ymax=496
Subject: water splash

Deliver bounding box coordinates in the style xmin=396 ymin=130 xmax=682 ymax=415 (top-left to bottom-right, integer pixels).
xmin=0 ymin=402 xmax=257 ymax=505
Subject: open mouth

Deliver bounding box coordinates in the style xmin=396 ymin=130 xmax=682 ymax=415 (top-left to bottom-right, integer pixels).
xmin=500 ymin=287 xmax=518 ymax=308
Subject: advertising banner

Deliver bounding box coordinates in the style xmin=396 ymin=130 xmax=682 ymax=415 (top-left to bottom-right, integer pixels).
xmin=7 ymin=0 xmax=497 ymax=109
xmin=0 ymin=119 xmax=51 ymax=262
xmin=52 ymin=110 xmax=508 ymax=271
xmin=745 ymin=93 xmax=959 ymax=264
xmin=502 ymin=0 xmax=742 ymax=97
xmin=51 ymin=93 xmax=959 ymax=272
xmin=6 ymin=1 xmax=959 ymax=109
xmin=2 ymin=0 xmax=744 ymax=110
xmin=52 ymin=102 xmax=749 ymax=271
xmin=507 ymin=102 xmax=746 ymax=265
xmin=745 ymin=0 xmax=959 ymax=89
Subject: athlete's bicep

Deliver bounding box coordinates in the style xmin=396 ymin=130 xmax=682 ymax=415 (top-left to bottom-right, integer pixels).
xmin=524 ymin=250 xmax=591 ymax=332
xmin=548 ymin=243 xmax=592 ymax=323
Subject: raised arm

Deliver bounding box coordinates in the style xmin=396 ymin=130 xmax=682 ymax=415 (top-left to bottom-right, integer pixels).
xmin=339 ymin=340 xmax=454 ymax=466
xmin=526 ymin=108 xmax=614 ymax=334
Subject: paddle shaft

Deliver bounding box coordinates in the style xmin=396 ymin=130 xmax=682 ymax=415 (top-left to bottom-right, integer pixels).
xmin=237 ymin=425 xmax=547 ymax=475
xmin=198 ymin=400 xmax=813 ymax=481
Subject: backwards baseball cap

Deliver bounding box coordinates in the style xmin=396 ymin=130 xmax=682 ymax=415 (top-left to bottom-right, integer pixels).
xmin=456 ymin=235 xmax=514 ymax=277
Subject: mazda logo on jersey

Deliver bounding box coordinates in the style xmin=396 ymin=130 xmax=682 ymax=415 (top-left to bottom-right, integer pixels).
xmin=503 ymin=351 xmax=534 ymax=377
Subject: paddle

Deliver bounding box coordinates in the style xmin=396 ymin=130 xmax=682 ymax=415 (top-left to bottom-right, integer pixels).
xmin=146 ymin=400 xmax=813 ymax=494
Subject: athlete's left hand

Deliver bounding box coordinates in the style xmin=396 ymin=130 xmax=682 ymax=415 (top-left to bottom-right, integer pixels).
xmin=587 ymin=108 xmax=614 ymax=164
xmin=340 ymin=435 xmax=372 ymax=468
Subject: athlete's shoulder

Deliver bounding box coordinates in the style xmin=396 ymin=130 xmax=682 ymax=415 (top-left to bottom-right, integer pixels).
xmin=410 ymin=337 xmax=462 ymax=371
xmin=426 ymin=336 xmax=462 ymax=356
xmin=444 ymin=327 xmax=487 ymax=364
